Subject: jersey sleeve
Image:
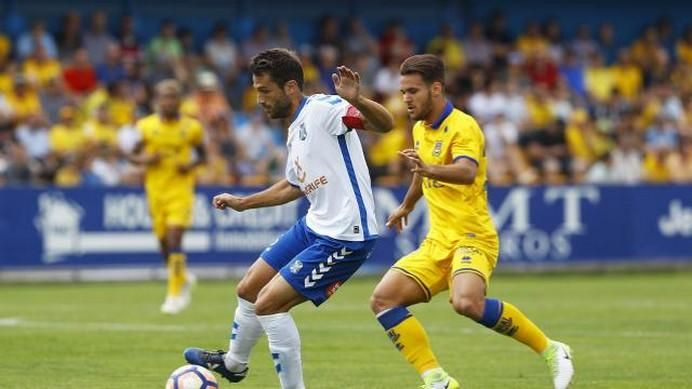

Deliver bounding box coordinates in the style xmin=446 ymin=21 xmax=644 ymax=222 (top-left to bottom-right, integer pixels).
xmin=285 ymin=159 xmax=301 ymax=188
xmin=450 ymin=116 xmax=483 ymax=165
xmin=322 ymin=96 xmax=361 ymax=136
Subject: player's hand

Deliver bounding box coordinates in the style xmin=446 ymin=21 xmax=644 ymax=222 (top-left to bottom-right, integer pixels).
xmin=143 ymin=152 xmax=161 ymax=165
xmin=332 ymin=66 xmax=361 ymax=103
xmin=212 ymin=193 xmax=247 ymax=212
xmin=386 ymin=204 xmax=413 ymax=233
xmin=177 ymin=163 xmax=193 ymax=174
xmin=399 ymin=149 xmax=432 ymax=177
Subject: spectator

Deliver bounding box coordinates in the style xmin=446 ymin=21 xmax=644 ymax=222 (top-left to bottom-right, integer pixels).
xmin=204 ymin=23 xmax=239 ymax=76
xmin=38 ymin=77 xmax=70 ymax=124
xmin=464 ymin=22 xmax=492 ymax=67
xmin=6 ymin=75 xmax=42 ymax=123
xmin=147 ymin=20 xmax=183 ymax=74
xmin=379 ymin=21 xmax=414 ymax=66
xmin=571 ymin=25 xmax=599 ymax=65
xmin=83 ymin=11 xmax=115 ymax=65
xmin=84 ymin=103 xmax=118 ymax=149
xmin=118 ymin=15 xmax=141 ymax=61
xmin=16 ymin=114 xmax=50 ymax=160
xmin=23 ymin=45 xmax=62 ymax=88
xmin=609 ymin=131 xmax=643 ymax=184
xmin=62 ymin=48 xmax=98 ymax=96
xmin=55 ymin=11 xmax=83 ymax=62
xmin=96 ymin=44 xmax=125 ymax=84
xmin=49 ymin=105 xmax=87 ymax=158
xmin=17 ymin=20 xmax=58 ymax=60
xmin=427 ymin=24 xmax=465 ymax=71
xmin=181 ymin=71 xmax=231 ymax=128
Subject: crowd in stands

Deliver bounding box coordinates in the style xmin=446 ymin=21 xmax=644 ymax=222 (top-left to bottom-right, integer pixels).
xmin=0 ymin=11 xmax=690 ymax=188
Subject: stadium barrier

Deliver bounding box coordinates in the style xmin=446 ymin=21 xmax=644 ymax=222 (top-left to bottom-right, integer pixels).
xmin=1 ymin=185 xmax=691 ymax=281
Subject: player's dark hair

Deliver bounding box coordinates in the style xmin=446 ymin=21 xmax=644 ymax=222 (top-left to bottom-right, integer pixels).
xmin=250 ymin=48 xmax=304 ymax=90
xmin=400 ymin=54 xmax=445 ymax=86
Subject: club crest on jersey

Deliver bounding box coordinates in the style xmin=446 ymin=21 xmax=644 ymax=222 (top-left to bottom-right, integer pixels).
xmin=414 ymin=140 xmax=420 ymax=150
xmin=299 ymin=123 xmax=307 ymax=141
xmin=432 ymin=140 xmax=443 ymax=157
xmin=289 ymin=259 xmax=303 ymax=274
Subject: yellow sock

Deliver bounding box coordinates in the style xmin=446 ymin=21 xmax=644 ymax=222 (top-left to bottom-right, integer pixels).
xmin=479 ymin=298 xmax=549 ymax=353
xmin=167 ymin=252 xmax=187 ymax=296
xmin=377 ymin=306 xmax=439 ymax=374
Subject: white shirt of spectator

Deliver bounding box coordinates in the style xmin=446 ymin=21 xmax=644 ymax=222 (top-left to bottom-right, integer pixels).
xmin=285 ymin=94 xmax=378 ymax=242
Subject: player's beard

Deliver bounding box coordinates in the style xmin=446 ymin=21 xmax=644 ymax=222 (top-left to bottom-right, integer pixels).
xmin=410 ymin=90 xmax=433 ymax=121
xmin=268 ymin=94 xmax=293 ymax=119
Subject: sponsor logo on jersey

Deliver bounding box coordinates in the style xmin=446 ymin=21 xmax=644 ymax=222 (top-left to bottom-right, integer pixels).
xmin=432 ymin=140 xmax=442 ymax=157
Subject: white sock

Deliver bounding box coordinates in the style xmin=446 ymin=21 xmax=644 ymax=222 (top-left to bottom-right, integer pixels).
xmin=257 ymin=312 xmax=305 ymax=389
xmin=224 ymin=297 xmax=264 ymax=372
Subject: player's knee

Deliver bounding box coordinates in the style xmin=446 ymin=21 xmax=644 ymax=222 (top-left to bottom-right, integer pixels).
xmin=451 ymin=296 xmax=484 ymax=320
xmin=369 ymin=289 xmax=397 ymax=314
xmin=254 ymin=289 xmax=282 ymax=316
xmin=236 ymin=277 xmax=260 ymax=303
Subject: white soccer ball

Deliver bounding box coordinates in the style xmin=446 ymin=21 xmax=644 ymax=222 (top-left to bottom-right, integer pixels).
xmin=165 ymin=364 xmax=218 ymax=389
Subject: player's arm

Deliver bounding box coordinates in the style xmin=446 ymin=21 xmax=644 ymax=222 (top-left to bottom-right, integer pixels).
xmin=332 ymin=66 xmax=393 ymax=133
xmin=128 ymin=140 xmax=160 ymax=166
xmin=212 ymin=179 xmax=304 ymax=212
xmin=177 ymin=144 xmax=207 ymax=174
xmin=399 ymin=149 xmax=477 ymax=185
xmin=386 ymin=173 xmax=423 ymax=232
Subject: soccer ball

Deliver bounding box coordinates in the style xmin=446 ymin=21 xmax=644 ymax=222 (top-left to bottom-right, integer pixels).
xmin=165 ymin=364 xmax=218 ymax=389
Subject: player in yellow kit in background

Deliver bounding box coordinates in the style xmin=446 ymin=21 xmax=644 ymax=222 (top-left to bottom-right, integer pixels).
xmin=130 ymin=79 xmax=206 ymax=314
xmin=370 ymin=55 xmax=575 ymax=389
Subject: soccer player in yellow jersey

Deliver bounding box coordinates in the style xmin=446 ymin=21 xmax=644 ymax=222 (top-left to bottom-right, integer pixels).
xmin=129 ymin=79 xmax=206 ymax=314
xmin=370 ymin=55 xmax=575 ymax=389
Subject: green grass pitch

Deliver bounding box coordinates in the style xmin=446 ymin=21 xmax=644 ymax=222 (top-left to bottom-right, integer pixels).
xmin=1 ymin=272 xmax=691 ymax=388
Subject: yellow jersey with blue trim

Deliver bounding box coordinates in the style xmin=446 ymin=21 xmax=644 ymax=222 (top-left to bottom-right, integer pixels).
xmin=412 ymin=101 xmax=499 ymax=255
xmin=137 ymin=114 xmax=204 ymax=197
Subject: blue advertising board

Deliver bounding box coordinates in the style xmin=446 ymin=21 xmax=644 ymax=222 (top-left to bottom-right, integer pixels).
xmin=1 ymin=185 xmax=690 ymax=270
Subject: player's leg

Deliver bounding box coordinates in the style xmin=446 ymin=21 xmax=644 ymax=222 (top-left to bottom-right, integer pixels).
xmin=223 ymin=258 xmax=278 ymax=376
xmin=148 ymin=199 xmax=178 ymax=313
xmin=370 ymin=241 xmax=459 ymax=389
xmin=164 ymin=226 xmax=187 ymax=299
xmin=450 ymin=248 xmax=574 ymax=389
xmin=254 ymin=274 xmax=307 ymax=389
xmin=159 ymin=193 xmax=194 ymax=313
xmin=186 ymin=219 xmax=312 ymax=383
xmin=254 ymin=235 xmax=375 ymax=389
xmin=158 ymin=237 xmax=169 ymax=264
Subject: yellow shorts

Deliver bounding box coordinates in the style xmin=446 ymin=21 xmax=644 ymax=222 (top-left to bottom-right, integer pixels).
xmin=148 ymin=193 xmax=193 ymax=239
xmin=391 ymin=238 xmax=497 ymax=301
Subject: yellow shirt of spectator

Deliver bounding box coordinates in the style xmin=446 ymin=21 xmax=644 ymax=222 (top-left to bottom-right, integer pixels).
xmin=412 ymin=102 xmax=499 ymax=256
xmin=7 ymin=90 xmax=42 ymax=119
xmin=50 ymin=123 xmax=88 ymax=155
xmin=84 ymin=120 xmax=118 ymax=147
xmin=108 ymin=97 xmax=135 ymax=127
xmin=585 ymin=65 xmax=615 ymax=101
xmin=23 ymin=58 xmax=62 ymax=87
xmin=612 ymin=64 xmax=642 ymax=100
xmin=0 ymin=34 xmax=10 ymax=61
xmin=137 ymin=114 xmax=204 ymax=199
xmin=676 ymin=39 xmax=692 ymax=65
xmin=643 ymin=152 xmax=671 ymax=183
xmin=525 ymin=94 xmax=554 ymax=129
xmin=0 ymin=72 xmax=12 ymax=94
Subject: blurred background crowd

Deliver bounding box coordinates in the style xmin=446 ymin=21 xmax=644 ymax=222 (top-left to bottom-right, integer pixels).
xmin=0 ymin=8 xmax=690 ymax=188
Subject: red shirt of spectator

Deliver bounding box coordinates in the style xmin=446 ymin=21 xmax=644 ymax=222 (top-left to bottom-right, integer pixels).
xmin=63 ymin=48 xmax=98 ymax=95
xmin=526 ymin=53 xmax=559 ymax=90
